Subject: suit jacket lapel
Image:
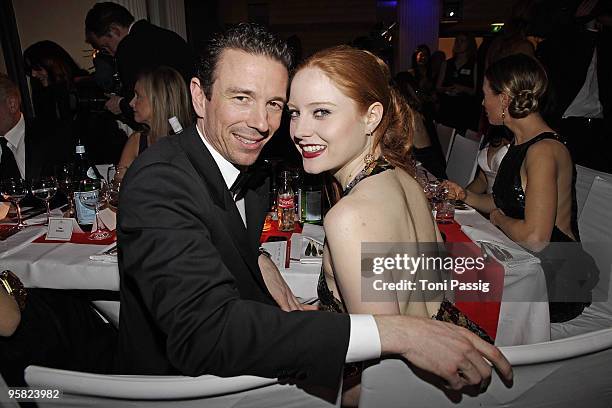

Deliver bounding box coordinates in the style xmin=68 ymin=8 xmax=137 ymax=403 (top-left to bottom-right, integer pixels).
xmin=178 ymin=125 xmax=260 ymax=272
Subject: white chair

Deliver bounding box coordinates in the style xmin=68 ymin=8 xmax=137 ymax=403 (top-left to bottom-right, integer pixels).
xmin=436 ymin=123 xmax=456 ymax=162
xmin=445 ymin=133 xmax=483 ymax=187
xmin=463 ymin=129 xmax=482 ymax=143
xmin=575 ymin=165 xmax=611 ymax=220
xmin=552 ymin=176 xmax=612 ymax=339
xmin=0 ymin=374 xmax=20 ymax=407
xmin=25 ymin=366 xmax=339 ymax=407
xmin=359 ymin=327 xmax=612 ymax=408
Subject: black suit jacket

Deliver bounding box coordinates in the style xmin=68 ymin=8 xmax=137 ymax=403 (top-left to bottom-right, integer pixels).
xmin=114 ymin=20 xmax=195 ymax=119
xmin=116 ymin=125 xmax=350 ymax=390
xmin=538 ymin=25 xmax=612 ymax=130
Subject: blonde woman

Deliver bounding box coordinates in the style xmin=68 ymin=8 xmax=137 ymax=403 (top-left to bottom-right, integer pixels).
xmin=115 ymin=66 xmax=192 ymax=180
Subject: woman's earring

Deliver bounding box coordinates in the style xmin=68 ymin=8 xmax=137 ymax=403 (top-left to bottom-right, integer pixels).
xmin=364 ymin=153 xmax=375 ymax=166
xmin=501 ymin=110 xmax=506 ymax=125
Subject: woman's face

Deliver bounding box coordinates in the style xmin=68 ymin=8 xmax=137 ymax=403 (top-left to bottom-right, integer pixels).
xmin=453 ymin=35 xmax=469 ymax=54
xmin=288 ymin=67 xmax=370 ymax=175
xmin=482 ymin=78 xmax=504 ymax=125
xmin=31 ymin=67 xmax=49 ymax=87
xmin=130 ymin=80 xmax=152 ymax=124
xmin=416 ymin=50 xmax=429 ymax=65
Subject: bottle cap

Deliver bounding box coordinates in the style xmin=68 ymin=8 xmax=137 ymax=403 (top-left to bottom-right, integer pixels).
xmin=168 ymin=116 xmax=183 ymax=134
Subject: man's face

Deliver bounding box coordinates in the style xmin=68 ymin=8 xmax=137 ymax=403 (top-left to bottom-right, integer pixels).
xmin=87 ymin=27 xmax=125 ymax=56
xmin=191 ymin=49 xmax=288 ymax=167
xmin=0 ymin=94 xmax=20 ymax=136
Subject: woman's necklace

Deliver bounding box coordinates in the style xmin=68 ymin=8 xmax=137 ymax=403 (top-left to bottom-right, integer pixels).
xmin=343 ymin=157 xmax=393 ymax=196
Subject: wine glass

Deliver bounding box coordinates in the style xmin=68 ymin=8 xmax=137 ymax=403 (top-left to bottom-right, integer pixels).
xmin=55 ymin=163 xmax=77 ymax=217
xmin=78 ymin=178 xmax=111 ymax=240
xmin=0 ymin=177 xmax=29 ymax=229
xmin=107 ymin=178 xmax=120 ymax=212
xmin=31 ymin=176 xmax=59 ymax=225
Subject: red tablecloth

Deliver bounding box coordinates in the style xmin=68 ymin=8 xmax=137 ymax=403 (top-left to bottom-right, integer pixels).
xmin=260 ymin=220 xmax=302 ymax=244
xmin=437 ymin=221 xmax=504 ymax=340
xmin=33 ymin=231 xmax=117 ymax=245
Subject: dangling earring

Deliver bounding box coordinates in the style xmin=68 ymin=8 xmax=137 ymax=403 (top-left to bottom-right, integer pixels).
xmin=501 ymin=110 xmax=506 ymax=126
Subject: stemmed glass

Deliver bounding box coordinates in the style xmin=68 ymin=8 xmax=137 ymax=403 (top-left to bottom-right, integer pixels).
xmin=0 ymin=178 xmax=29 ymax=229
xmin=55 ymin=163 xmax=77 ymax=217
xmin=78 ymin=178 xmax=111 ymax=240
xmin=31 ymin=176 xmax=59 ymax=225
xmin=107 ymin=177 xmax=120 ymax=212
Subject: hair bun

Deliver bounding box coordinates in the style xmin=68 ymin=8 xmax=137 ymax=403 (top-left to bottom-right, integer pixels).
xmin=509 ymin=89 xmax=538 ymax=118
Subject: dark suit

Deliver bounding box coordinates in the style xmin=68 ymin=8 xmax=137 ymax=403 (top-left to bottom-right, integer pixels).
xmin=117 ymin=125 xmax=349 ymax=390
xmin=114 ymin=20 xmax=195 ymax=119
xmin=538 ymin=24 xmax=612 ymax=172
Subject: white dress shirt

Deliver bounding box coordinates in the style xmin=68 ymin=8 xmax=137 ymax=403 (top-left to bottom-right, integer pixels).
xmin=195 ymin=124 xmax=382 ymax=363
xmin=1 ymin=114 xmax=26 ymax=179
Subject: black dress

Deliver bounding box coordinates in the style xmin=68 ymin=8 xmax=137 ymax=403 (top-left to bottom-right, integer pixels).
xmin=492 ymin=132 xmax=598 ymax=322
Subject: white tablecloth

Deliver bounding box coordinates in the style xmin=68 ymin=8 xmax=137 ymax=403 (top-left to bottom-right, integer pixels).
xmin=2 ymin=210 xmax=549 ymax=345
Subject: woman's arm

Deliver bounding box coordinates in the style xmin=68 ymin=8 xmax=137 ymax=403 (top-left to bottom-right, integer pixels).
xmin=324 ymin=200 xmax=401 ymax=315
xmin=466 ymin=167 xmax=488 ymax=195
xmin=443 ymin=180 xmax=496 ymax=213
xmin=490 ymin=141 xmax=559 ymax=252
xmin=115 ymin=132 xmax=142 ymax=182
xmin=0 ymin=289 xmax=20 ymax=337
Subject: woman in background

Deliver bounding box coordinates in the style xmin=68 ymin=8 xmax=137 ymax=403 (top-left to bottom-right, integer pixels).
xmin=24 ymin=41 xmax=89 ymax=123
xmin=444 ymin=54 xmax=597 ymax=322
xmin=115 ymin=66 xmax=192 ymax=180
xmin=436 ymin=33 xmax=480 ymax=131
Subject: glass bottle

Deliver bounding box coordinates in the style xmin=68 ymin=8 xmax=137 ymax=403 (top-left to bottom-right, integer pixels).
xmin=277 ymin=170 xmax=295 ymax=231
xmin=73 ymin=139 xmax=102 ymax=225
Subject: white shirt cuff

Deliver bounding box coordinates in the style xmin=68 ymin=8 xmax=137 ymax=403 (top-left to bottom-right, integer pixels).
xmin=345 ymin=314 xmax=382 ymax=363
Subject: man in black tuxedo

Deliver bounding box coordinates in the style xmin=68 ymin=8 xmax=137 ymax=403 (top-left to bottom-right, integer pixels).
xmin=117 ymin=23 xmax=511 ymax=395
xmin=85 ymin=2 xmax=194 ymax=124
xmin=0 ymin=74 xmax=69 ymax=182
xmin=537 ymin=0 xmax=612 ymax=172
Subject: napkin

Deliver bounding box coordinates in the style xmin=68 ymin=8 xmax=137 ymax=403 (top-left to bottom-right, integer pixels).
xmin=290 ymin=232 xmax=323 ymax=264
xmin=0 ymin=226 xmax=47 ymax=258
xmin=93 ymin=208 xmax=117 ymax=231
xmin=461 ymin=225 xmax=540 ymax=269
xmin=89 ymin=243 xmax=118 ymax=263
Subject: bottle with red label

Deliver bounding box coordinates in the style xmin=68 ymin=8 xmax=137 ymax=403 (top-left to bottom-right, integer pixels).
xmin=277 ymin=170 xmax=295 ymax=231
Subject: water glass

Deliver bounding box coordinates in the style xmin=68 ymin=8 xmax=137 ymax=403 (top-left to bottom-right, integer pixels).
xmin=31 ymin=176 xmax=59 ymax=225
xmin=0 ymin=178 xmax=28 ymax=228
xmin=54 ymin=163 xmax=77 ymax=217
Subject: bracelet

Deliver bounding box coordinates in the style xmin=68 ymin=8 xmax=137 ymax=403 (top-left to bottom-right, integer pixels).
xmin=0 ymin=270 xmax=27 ymax=311
xmin=258 ymin=247 xmax=272 ymax=258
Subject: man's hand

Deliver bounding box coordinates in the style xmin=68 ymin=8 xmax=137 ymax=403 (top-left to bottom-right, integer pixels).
xmin=375 ymin=315 xmax=513 ymax=391
xmin=104 ymin=95 xmax=123 ymax=115
xmin=258 ymin=254 xmax=315 ymax=311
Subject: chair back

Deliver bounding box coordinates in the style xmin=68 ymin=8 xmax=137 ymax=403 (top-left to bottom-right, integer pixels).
xmin=0 ymin=374 xmax=20 ymax=407
xmin=359 ymin=327 xmax=612 ymax=408
xmin=446 ymin=133 xmax=483 ymax=187
xmin=25 ymin=366 xmax=339 ymax=407
xmin=436 ymin=123 xmax=456 ymax=161
xmin=575 ymin=165 xmax=611 ymax=220
xmin=552 ymin=176 xmax=612 ymax=338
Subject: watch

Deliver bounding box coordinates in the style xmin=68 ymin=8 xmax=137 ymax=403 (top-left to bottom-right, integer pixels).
xmin=0 ymin=270 xmax=27 ymax=311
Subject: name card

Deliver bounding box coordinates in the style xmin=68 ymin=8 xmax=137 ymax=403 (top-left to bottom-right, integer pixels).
xmin=46 ymin=218 xmax=83 ymax=241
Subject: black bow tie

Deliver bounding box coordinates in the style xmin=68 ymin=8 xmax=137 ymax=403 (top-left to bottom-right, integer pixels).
xmin=229 ymin=170 xmax=251 ymax=200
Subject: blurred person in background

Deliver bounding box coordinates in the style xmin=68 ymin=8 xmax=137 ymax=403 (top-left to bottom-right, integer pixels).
xmin=85 ymin=2 xmax=194 ymax=128
xmin=444 ymin=54 xmax=598 ymax=323
xmin=537 ymin=0 xmax=612 ymax=172
xmin=437 ymin=33 xmax=481 ymax=131
xmin=23 ymin=40 xmax=89 ymax=124
xmin=24 ymin=40 xmax=127 ymax=164
xmin=115 ymin=66 xmax=193 ymax=181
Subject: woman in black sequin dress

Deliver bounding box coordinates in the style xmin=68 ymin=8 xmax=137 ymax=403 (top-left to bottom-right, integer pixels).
xmin=445 ymin=55 xmax=598 ymax=323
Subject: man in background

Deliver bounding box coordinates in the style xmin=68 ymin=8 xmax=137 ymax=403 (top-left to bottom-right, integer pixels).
xmin=85 ymin=2 xmax=194 ymax=124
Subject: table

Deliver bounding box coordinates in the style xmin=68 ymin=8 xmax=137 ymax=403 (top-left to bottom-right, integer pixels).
xmin=1 ymin=209 xmax=550 ymax=345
